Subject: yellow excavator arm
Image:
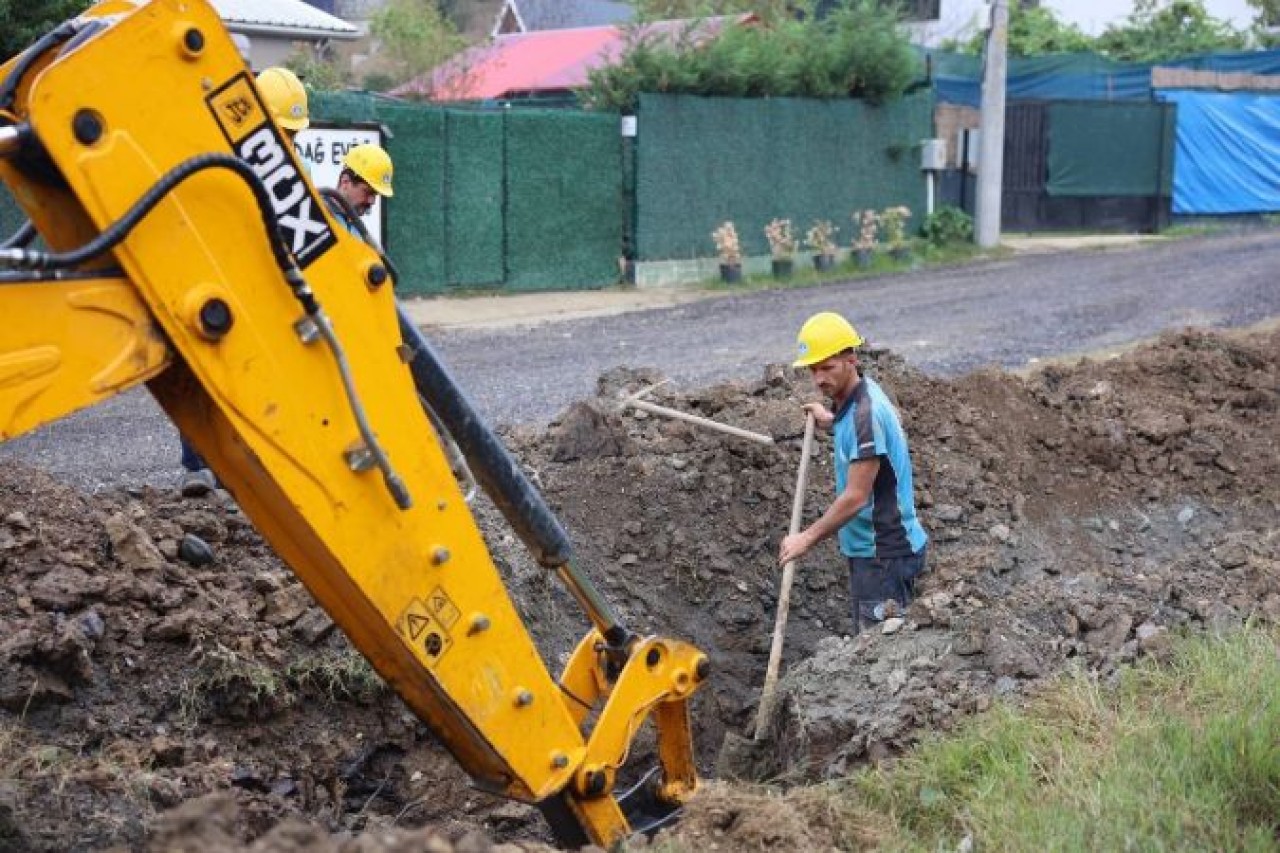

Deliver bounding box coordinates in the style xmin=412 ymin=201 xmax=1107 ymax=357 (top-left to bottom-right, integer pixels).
xmin=0 ymin=2 xmax=706 ymax=846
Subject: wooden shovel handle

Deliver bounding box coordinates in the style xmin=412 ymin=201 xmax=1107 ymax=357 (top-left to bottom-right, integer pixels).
xmin=753 ymin=410 xmax=816 ymax=739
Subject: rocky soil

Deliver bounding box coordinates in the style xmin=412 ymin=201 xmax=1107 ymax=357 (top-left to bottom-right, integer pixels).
xmin=0 ymin=326 xmax=1276 ymax=851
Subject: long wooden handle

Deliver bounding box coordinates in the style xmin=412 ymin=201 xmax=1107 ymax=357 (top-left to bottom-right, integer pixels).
xmin=753 ymin=410 xmax=816 ymax=740
xmin=623 ymin=398 xmax=775 ymax=445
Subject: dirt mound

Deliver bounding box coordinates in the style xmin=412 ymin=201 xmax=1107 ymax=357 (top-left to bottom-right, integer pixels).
xmin=1 ymin=326 xmax=1277 ymax=851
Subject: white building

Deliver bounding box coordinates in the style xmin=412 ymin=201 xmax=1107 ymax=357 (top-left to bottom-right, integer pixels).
xmin=210 ymin=0 xmax=359 ymax=70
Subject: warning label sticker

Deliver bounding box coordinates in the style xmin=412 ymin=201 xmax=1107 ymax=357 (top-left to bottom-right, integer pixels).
xmin=427 ymin=586 xmax=461 ymax=630
xmin=398 ymin=597 xmax=453 ymax=666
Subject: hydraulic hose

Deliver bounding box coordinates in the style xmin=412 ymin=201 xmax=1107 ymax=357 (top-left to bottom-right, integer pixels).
xmin=0 ymin=152 xmax=412 ymax=510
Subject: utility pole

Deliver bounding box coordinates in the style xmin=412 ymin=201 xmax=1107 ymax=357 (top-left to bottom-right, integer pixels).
xmin=975 ymin=0 xmax=1008 ymax=248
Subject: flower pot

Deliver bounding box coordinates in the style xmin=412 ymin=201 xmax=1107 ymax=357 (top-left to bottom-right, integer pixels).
xmin=771 ymin=258 xmax=794 ymax=279
xmin=719 ymin=262 xmax=742 ymax=284
xmin=813 ymin=253 xmax=835 ymax=272
xmin=854 ymin=248 xmax=873 ymax=269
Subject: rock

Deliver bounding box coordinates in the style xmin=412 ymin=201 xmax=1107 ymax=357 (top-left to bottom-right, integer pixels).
xmin=933 ymin=504 xmax=964 ymax=523
xmin=1202 ymin=601 xmax=1241 ymax=634
xmin=1136 ymin=622 xmax=1172 ymax=659
xmin=984 ymin=628 xmax=1042 ymax=678
xmin=1084 ymin=612 xmax=1133 ymax=655
xmin=173 ymin=509 xmax=228 ymax=543
xmin=150 ymin=735 xmax=186 ymax=767
xmin=989 ymin=524 xmax=1013 ymax=544
xmin=262 ymin=585 xmax=312 ymax=627
xmin=30 ymin=565 xmax=107 ymax=611
xmin=548 ymin=402 xmax=624 ymax=462
xmin=1212 ymin=543 xmax=1249 ymax=570
xmin=178 ymin=534 xmax=216 ymax=567
xmin=104 ymin=513 xmax=165 ymax=572
xmin=4 ymin=511 xmax=31 ymax=530
xmin=293 ymin=607 xmax=335 ymax=645
xmin=148 ymin=609 xmax=198 ymax=642
xmin=881 ymin=617 xmax=905 ymax=635
xmin=75 ymin=609 xmax=106 ymax=643
xmin=1176 ymin=506 xmax=1196 ymax=526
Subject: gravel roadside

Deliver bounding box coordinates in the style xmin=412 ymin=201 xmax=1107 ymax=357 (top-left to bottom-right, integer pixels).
xmin=3 ymin=229 xmax=1277 ymax=493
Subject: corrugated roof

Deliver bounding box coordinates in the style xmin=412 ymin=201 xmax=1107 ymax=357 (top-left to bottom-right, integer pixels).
xmin=209 ymin=0 xmax=359 ymax=38
xmin=394 ymin=16 xmax=749 ymax=101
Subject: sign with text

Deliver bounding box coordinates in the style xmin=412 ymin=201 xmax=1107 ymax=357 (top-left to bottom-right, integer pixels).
xmin=293 ymin=124 xmax=386 ymax=246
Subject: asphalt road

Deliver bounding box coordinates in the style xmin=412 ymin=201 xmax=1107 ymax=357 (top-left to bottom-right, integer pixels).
xmin=4 ymin=230 xmax=1278 ymax=493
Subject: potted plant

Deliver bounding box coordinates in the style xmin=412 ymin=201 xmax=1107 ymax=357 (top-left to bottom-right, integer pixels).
xmin=764 ymin=218 xmax=796 ymax=279
xmin=881 ymin=205 xmax=912 ymax=261
xmin=804 ymin=219 xmax=838 ymax=271
xmin=712 ymin=221 xmax=742 ymax=283
xmin=851 ymin=209 xmax=879 ymax=268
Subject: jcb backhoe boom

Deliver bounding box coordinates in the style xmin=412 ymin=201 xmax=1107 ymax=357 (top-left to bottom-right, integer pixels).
xmin=0 ymin=2 xmax=706 ymax=846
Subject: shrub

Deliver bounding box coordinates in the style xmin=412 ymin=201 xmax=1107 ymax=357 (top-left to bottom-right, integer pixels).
xmin=581 ymin=0 xmax=920 ymax=111
xmin=920 ymin=206 xmax=974 ymax=248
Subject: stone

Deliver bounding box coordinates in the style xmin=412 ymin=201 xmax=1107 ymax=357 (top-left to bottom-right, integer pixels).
xmin=103 ymin=513 xmax=165 ymax=572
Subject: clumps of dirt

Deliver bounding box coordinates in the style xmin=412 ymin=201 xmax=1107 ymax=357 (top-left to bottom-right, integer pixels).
xmin=0 ymin=326 xmax=1277 ymax=852
xmin=0 ymin=466 xmax=561 ymax=851
xmin=514 ymin=326 xmax=1279 ymax=783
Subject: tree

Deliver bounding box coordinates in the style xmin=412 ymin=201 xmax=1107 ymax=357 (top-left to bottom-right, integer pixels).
xmin=1244 ymin=0 xmax=1279 ymax=44
xmin=0 ymin=0 xmax=93 ymax=62
xmin=1004 ymin=3 xmax=1092 ymax=56
xmin=1095 ymin=0 xmax=1247 ymax=62
xmin=369 ymin=0 xmax=469 ymax=87
xmin=948 ymin=1 xmax=1092 ymax=56
xmin=1245 ymin=0 xmax=1279 ymax=28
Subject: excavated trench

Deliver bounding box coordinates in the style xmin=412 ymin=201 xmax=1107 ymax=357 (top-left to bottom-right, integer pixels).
xmin=0 ymin=327 xmax=1276 ymax=851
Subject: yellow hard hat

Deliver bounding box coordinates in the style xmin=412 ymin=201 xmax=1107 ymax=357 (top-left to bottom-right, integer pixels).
xmin=343 ymin=143 xmax=394 ymax=197
xmin=257 ymin=67 xmax=310 ymax=132
xmin=793 ymin=312 xmax=863 ymax=367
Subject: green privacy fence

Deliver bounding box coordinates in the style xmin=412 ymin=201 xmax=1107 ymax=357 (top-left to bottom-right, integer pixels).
xmin=312 ymin=94 xmax=623 ymax=294
xmin=633 ymin=91 xmax=934 ymax=260
xmin=1046 ymin=101 xmax=1175 ymax=198
xmin=1 ymin=92 xmax=937 ymax=287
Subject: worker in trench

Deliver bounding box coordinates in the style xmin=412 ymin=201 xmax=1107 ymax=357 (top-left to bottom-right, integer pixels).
xmin=778 ymin=312 xmax=930 ymax=631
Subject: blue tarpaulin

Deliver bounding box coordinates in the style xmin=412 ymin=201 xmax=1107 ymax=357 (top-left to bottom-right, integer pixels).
xmin=1157 ymin=90 xmax=1280 ymax=214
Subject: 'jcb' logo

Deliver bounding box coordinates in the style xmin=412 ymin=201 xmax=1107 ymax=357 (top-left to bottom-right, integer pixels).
xmin=221 ymin=94 xmax=256 ymax=128
xmin=238 ymin=126 xmax=335 ymax=267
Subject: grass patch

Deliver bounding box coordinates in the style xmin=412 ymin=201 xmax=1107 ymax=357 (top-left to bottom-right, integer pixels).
xmin=287 ymin=647 xmax=387 ymax=704
xmin=1162 ymin=223 xmax=1228 ymax=239
xmin=858 ymin=625 xmax=1280 ymax=852
xmin=651 ymin=627 xmax=1278 ymax=852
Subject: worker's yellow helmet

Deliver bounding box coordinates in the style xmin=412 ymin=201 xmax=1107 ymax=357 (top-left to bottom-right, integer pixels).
xmin=793 ymin=312 xmax=864 ymax=367
xmin=343 ymin=143 xmax=394 ymax=197
xmin=257 ymin=67 xmax=310 ymax=132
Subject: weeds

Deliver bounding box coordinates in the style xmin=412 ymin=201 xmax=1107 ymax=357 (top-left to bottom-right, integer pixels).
xmin=857 ymin=625 xmax=1280 ymax=851
xmin=176 ymin=643 xmax=291 ymax=727
xmin=287 ymin=648 xmax=386 ymax=704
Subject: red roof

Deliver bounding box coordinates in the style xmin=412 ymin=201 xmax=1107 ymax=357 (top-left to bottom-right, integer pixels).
xmin=391 ymin=16 xmax=753 ymax=102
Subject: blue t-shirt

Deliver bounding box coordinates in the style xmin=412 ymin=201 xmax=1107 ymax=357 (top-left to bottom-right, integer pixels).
xmin=832 ymin=375 xmax=928 ymax=559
